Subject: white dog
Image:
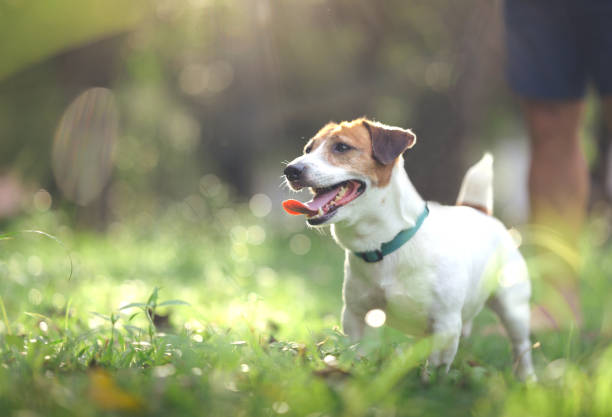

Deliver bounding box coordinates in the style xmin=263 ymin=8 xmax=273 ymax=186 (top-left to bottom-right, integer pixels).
xmin=282 ymin=118 xmax=535 ymax=380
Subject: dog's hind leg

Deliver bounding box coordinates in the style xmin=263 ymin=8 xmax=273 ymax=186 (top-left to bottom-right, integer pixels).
xmin=461 ymin=319 xmax=474 ymax=339
xmin=488 ymin=282 xmax=537 ymax=381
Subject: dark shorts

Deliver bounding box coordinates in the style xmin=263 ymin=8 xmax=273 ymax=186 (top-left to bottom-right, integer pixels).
xmin=504 ymin=0 xmax=612 ymax=99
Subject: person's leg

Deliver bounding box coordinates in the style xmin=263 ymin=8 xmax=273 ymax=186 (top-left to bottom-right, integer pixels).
xmin=592 ymin=98 xmax=612 ymax=202
xmin=521 ymin=99 xmax=587 ymax=328
xmin=523 ymin=99 xmax=589 ymax=238
xmin=504 ymin=0 xmax=588 ymax=329
xmin=603 ymin=98 xmax=612 ymax=142
xmin=579 ymin=1 xmax=612 ymax=203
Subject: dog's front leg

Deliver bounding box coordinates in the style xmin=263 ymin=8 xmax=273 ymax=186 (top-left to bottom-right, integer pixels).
xmin=341 ymin=305 xmax=365 ymax=342
xmin=422 ymin=313 xmax=462 ymax=382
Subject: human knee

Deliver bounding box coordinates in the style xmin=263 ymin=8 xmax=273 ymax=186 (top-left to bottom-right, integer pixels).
xmin=524 ymin=101 xmax=583 ymax=147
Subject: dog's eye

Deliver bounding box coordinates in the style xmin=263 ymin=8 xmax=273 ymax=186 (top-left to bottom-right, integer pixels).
xmin=333 ymin=142 xmax=352 ymax=153
xmin=305 ymin=145 xmax=312 ymax=154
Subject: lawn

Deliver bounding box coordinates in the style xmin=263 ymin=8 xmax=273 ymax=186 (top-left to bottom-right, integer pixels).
xmin=1 ymin=185 xmax=612 ymax=417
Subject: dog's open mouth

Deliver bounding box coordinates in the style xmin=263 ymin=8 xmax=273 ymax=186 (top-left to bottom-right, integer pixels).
xmin=282 ymin=180 xmax=366 ymax=225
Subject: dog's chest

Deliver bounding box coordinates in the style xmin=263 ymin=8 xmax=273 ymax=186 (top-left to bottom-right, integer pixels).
xmin=345 ymin=254 xmax=434 ymax=334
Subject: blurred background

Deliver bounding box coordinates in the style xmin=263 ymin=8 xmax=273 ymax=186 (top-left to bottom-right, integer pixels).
xmin=4 ymin=3 xmax=612 ymax=415
xmin=0 ymin=0 xmax=553 ymax=230
xmin=1 ymin=0 xmax=611 ymax=335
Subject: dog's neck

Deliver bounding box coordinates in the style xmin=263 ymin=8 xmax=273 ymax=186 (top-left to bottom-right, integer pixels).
xmin=331 ymin=161 xmax=425 ymax=253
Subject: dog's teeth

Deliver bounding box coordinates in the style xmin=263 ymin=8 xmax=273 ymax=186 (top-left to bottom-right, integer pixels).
xmin=318 ymin=208 xmax=323 ymax=216
xmin=335 ymin=187 xmax=346 ymax=200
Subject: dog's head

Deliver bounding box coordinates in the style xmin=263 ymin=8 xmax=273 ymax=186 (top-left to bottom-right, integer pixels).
xmin=282 ymin=118 xmax=416 ymax=226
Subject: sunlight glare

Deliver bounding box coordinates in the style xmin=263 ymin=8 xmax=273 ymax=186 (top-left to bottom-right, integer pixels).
xmin=498 ymin=261 xmax=527 ymax=288
xmin=364 ymin=309 xmax=386 ymax=328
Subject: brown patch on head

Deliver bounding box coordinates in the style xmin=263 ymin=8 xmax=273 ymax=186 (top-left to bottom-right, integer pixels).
xmin=303 ymin=122 xmax=338 ymax=154
xmin=305 ymin=118 xmax=416 ymax=187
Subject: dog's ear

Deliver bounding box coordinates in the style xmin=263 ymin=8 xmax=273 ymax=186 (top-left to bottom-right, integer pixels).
xmin=362 ymin=120 xmax=416 ymax=165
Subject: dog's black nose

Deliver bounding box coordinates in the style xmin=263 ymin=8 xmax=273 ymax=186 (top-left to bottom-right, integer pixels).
xmin=284 ymin=164 xmax=305 ymax=181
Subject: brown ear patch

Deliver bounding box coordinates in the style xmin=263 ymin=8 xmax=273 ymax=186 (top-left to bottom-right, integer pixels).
xmin=362 ymin=120 xmax=416 ymax=165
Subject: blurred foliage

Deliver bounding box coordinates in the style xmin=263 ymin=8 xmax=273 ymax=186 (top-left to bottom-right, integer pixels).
xmin=0 ymin=0 xmax=146 ymax=80
xmin=1 ymin=180 xmax=612 ymax=416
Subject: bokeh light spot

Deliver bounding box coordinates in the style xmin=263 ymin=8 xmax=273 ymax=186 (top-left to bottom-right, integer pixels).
xmin=33 ymin=189 xmax=52 ymax=211
xmin=272 ymin=402 xmax=290 ymax=414
xmin=52 ymin=87 xmax=118 ymax=206
xmin=179 ymin=61 xmax=234 ymax=96
xmin=247 ymin=225 xmax=266 ymax=245
xmin=205 ymin=61 xmax=234 ymax=94
xmin=364 ymin=309 xmax=386 ymax=328
xmin=230 ymin=225 xmax=248 ymax=243
xmin=179 ymin=64 xmax=209 ymax=96
xmin=249 ymin=193 xmax=272 ymax=217
xmin=184 ymin=319 xmax=204 ymax=331
xmin=167 ymin=112 xmax=200 ymax=151
xmin=235 ymin=260 xmax=255 ymax=278
xmin=200 ymin=174 xmax=223 ymax=197
xmin=153 ymin=364 xmax=176 ymax=378
xmin=323 ymin=354 xmax=338 ymax=366
xmin=88 ymin=316 xmax=105 ymax=329
xmin=28 ymin=288 xmax=42 ymax=305
xmin=256 ymin=267 xmax=277 ymax=287
xmin=231 ymin=243 xmax=249 ymax=261
xmin=26 ymin=256 xmax=43 ymax=276
xmin=289 ymin=234 xmax=311 ymax=255
xmin=52 ymin=293 xmax=66 ymax=309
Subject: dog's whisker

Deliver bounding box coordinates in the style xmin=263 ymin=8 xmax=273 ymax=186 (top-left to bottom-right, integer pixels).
xmin=279 ymin=177 xmax=292 ymax=190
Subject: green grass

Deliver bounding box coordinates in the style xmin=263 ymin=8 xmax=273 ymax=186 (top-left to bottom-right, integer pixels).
xmin=1 ymin=191 xmax=612 ymax=417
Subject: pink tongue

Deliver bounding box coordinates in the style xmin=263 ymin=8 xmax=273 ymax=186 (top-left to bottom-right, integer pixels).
xmin=282 ymin=187 xmax=340 ymax=216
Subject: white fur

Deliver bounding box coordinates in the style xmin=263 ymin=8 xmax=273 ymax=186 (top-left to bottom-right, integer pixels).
xmin=291 ymin=151 xmax=536 ymax=380
xmin=456 ymin=152 xmax=494 ymax=213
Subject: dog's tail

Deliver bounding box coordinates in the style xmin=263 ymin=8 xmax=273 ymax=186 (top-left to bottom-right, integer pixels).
xmin=456 ymin=153 xmax=493 ymax=215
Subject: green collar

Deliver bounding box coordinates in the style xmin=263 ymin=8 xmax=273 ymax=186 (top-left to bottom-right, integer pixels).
xmin=354 ymin=203 xmax=429 ymax=263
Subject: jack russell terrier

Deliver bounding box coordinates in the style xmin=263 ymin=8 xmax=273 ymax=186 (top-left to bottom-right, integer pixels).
xmin=282 ymin=118 xmax=535 ymax=381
